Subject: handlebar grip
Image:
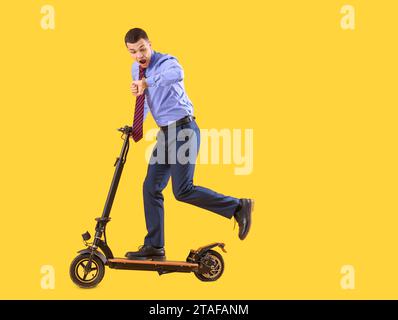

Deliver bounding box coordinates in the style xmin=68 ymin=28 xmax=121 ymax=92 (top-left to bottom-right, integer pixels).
xmin=117 ymin=125 xmax=133 ymax=135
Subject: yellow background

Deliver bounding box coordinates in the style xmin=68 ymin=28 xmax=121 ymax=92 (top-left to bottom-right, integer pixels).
xmin=0 ymin=0 xmax=397 ymax=299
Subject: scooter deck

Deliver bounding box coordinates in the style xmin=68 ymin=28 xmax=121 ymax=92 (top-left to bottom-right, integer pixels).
xmin=107 ymin=258 xmax=199 ymax=273
xmin=109 ymin=258 xmax=198 ymax=267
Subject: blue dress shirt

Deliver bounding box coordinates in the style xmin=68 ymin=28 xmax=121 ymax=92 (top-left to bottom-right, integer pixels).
xmin=131 ymin=50 xmax=194 ymax=127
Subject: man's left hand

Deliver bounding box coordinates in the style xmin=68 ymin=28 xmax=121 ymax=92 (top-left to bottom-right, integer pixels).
xmin=132 ymin=78 xmax=148 ymax=96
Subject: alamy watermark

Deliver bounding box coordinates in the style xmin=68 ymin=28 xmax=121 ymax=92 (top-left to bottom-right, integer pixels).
xmin=340 ymin=264 xmax=355 ymax=290
xmin=143 ymin=124 xmax=254 ymax=175
xmin=340 ymin=4 xmax=355 ymax=30
xmin=40 ymin=265 xmax=55 ymax=289
xmin=40 ymin=5 xmax=55 ymax=30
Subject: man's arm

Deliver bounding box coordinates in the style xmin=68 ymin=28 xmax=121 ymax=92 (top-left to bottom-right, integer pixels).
xmin=133 ymin=58 xmax=183 ymax=94
xmin=145 ymin=57 xmax=184 ymax=87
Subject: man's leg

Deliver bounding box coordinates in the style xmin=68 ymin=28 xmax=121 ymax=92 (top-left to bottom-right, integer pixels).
xmin=143 ymin=139 xmax=171 ymax=248
xmin=170 ymin=121 xmax=240 ymax=219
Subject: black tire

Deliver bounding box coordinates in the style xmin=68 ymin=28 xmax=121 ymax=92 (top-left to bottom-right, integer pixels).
xmin=194 ymin=250 xmax=224 ymax=282
xmin=70 ymin=253 xmax=105 ymax=288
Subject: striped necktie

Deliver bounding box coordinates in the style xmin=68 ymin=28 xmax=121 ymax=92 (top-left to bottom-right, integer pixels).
xmin=131 ymin=66 xmax=146 ymax=142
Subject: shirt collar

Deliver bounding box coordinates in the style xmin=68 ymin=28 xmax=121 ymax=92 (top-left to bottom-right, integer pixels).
xmin=147 ymin=49 xmax=156 ymax=70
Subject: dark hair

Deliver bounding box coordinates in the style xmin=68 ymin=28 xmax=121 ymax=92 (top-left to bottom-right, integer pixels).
xmin=124 ymin=28 xmax=149 ymax=45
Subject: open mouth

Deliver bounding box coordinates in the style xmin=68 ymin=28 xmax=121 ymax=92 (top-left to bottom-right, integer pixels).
xmin=139 ymin=59 xmax=147 ymax=64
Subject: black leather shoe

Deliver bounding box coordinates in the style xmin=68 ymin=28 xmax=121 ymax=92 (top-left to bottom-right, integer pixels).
xmin=125 ymin=245 xmax=166 ymax=260
xmin=234 ymin=199 xmax=254 ymax=240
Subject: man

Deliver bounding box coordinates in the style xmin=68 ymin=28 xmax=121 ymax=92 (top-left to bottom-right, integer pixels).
xmin=124 ymin=28 xmax=254 ymax=260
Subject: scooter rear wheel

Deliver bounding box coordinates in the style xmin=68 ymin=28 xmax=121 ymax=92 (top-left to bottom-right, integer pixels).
xmin=194 ymin=250 xmax=224 ymax=282
xmin=70 ymin=253 xmax=105 ymax=288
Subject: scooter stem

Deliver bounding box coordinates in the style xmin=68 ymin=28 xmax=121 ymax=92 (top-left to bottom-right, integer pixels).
xmin=100 ymin=126 xmax=131 ymax=220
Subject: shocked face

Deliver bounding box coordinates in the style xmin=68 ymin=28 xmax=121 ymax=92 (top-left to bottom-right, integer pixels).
xmin=126 ymin=38 xmax=152 ymax=69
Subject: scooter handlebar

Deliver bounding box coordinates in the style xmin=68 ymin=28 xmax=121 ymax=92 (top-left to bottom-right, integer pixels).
xmin=117 ymin=125 xmax=133 ymax=135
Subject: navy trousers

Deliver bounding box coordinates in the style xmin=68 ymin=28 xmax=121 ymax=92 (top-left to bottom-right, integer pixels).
xmin=143 ymin=120 xmax=240 ymax=247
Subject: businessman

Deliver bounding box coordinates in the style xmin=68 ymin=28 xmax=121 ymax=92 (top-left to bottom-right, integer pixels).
xmin=124 ymin=28 xmax=254 ymax=260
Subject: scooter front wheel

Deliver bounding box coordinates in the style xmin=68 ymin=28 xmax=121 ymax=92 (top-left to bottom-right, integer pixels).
xmin=194 ymin=250 xmax=224 ymax=282
xmin=70 ymin=253 xmax=105 ymax=288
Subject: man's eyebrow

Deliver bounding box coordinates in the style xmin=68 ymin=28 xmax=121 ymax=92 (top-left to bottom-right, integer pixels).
xmin=129 ymin=45 xmax=145 ymax=51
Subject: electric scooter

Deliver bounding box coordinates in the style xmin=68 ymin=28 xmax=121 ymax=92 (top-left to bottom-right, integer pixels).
xmin=70 ymin=125 xmax=227 ymax=288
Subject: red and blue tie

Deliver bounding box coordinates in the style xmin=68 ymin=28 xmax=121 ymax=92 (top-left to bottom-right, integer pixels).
xmin=131 ymin=66 xmax=146 ymax=142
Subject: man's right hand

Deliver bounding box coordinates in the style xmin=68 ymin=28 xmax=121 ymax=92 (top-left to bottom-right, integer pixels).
xmin=131 ymin=82 xmax=139 ymax=96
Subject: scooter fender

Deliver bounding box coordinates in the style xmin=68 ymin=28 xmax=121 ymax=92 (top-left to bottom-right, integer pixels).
xmin=77 ymin=248 xmax=107 ymax=265
xmin=196 ymin=242 xmax=227 ymax=256
xmin=187 ymin=242 xmax=227 ymax=264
